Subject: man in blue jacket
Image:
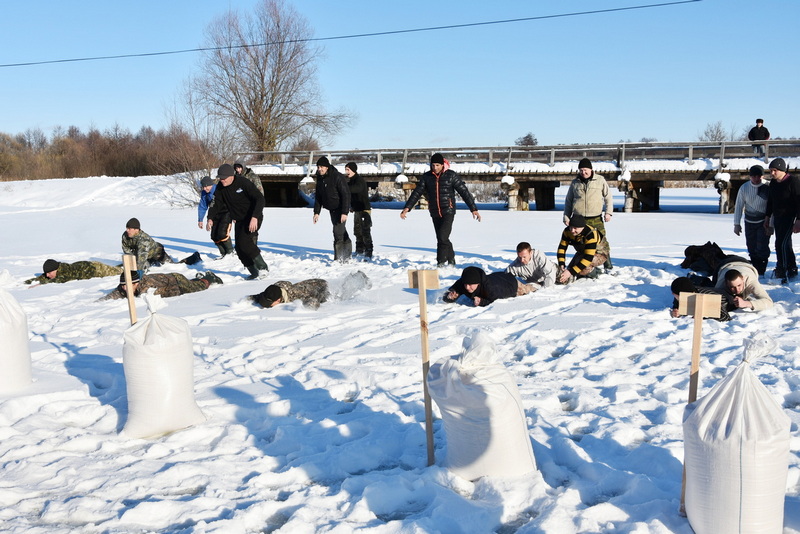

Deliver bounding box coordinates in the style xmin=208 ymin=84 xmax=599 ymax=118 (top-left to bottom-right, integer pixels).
xmin=400 ymin=153 xmax=481 ymax=267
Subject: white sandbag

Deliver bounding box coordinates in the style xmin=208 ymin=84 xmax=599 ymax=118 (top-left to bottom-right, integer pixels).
xmin=683 ymin=334 xmax=791 ymax=534
xmin=0 ymin=287 xmax=32 ymax=393
xmin=427 ymin=331 xmax=537 ymax=480
xmin=121 ymin=293 xmax=205 ymax=439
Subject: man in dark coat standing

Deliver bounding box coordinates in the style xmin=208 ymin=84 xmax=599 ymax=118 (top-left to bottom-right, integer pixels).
xmin=748 ymin=118 xmax=770 ymax=157
xmin=345 ymin=162 xmax=373 ymax=259
xmin=443 ymin=266 xmax=530 ymax=306
xmin=763 ymin=157 xmax=800 ymax=282
xmin=313 ymin=156 xmax=353 ymax=262
xmin=207 ymin=163 xmax=268 ymax=279
xmin=400 ymin=153 xmax=481 ymax=267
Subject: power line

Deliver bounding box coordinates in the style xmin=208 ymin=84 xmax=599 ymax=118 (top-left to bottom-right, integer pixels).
xmin=0 ymin=0 xmax=701 ymax=69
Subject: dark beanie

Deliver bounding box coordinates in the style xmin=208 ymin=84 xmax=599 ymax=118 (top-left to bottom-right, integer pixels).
xmin=748 ymin=165 xmax=764 ymax=177
xmin=578 ymin=158 xmax=593 ymax=169
xmin=568 ymin=213 xmax=587 ymax=228
xmin=345 ymin=162 xmax=358 ymax=173
xmin=430 ymin=153 xmax=445 ymax=165
xmin=461 ymin=266 xmax=484 ymax=286
xmin=126 ymin=217 xmax=141 ymax=229
xmin=671 ymin=277 xmax=695 ymax=295
xmin=256 ymin=284 xmax=283 ymax=308
xmin=768 ymin=158 xmax=787 ymax=173
xmin=216 ymin=163 xmax=235 ymax=178
xmin=120 ymin=270 xmax=140 ymax=283
xmin=42 ymin=259 xmax=59 ymax=273
xmin=317 ymin=156 xmax=330 ymax=167
xmin=200 ymin=175 xmax=214 ymax=187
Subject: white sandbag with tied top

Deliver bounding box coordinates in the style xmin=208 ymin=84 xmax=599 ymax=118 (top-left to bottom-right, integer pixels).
xmin=427 ymin=331 xmax=537 ymax=481
xmin=121 ymin=293 xmax=205 ymax=438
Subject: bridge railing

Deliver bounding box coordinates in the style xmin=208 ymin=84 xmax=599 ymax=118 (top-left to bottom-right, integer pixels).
xmin=235 ymin=140 xmax=799 ymax=175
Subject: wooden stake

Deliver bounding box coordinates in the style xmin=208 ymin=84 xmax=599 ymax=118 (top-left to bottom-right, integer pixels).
xmin=676 ymin=291 xmax=721 ymax=515
xmin=408 ymin=269 xmax=440 ymax=466
xmin=121 ymin=254 xmax=138 ymax=325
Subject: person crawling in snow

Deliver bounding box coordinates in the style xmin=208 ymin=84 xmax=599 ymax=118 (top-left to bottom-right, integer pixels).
xmin=250 ymin=279 xmax=329 ymax=309
xmin=669 ymin=277 xmax=733 ymax=322
xmin=25 ymin=258 xmax=122 ymax=285
xmin=443 ymin=266 xmax=532 ymax=307
xmin=100 ymin=270 xmax=222 ymax=300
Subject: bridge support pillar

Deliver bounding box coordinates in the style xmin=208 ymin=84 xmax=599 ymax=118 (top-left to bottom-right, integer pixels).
xmin=531 ymin=182 xmax=559 ymax=211
xmin=619 ymin=181 xmax=662 ymax=212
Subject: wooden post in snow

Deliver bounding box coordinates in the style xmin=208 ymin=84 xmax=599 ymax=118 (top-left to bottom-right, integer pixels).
xmin=677 ymin=291 xmax=721 ymax=515
xmin=408 ymin=269 xmax=440 ymax=466
xmin=121 ymin=254 xmax=138 ymax=325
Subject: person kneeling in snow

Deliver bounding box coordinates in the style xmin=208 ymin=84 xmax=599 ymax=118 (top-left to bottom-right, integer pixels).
xmin=250 ymin=279 xmax=329 ymax=309
xmin=669 ymin=277 xmax=733 ymax=322
xmin=556 ymin=214 xmax=609 ymax=284
xmin=444 ymin=266 xmax=531 ymax=307
xmin=100 ymin=270 xmax=222 ymax=300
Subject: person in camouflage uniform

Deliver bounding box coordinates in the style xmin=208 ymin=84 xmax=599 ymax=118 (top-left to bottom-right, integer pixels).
xmin=100 ymin=270 xmax=222 ymax=300
xmin=121 ymin=218 xmax=172 ymax=275
xmin=234 ymin=161 xmax=265 ymax=199
xmin=250 ymin=279 xmax=329 ymax=309
xmin=25 ymin=258 xmax=122 ymax=285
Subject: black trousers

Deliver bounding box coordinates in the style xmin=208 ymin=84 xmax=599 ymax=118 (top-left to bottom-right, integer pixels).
xmin=210 ymin=212 xmax=232 ymax=244
xmin=353 ymin=210 xmax=373 ymax=255
xmin=233 ymin=216 xmax=262 ymax=268
xmin=431 ymin=212 xmax=455 ymax=265
xmin=774 ymin=216 xmax=797 ymax=276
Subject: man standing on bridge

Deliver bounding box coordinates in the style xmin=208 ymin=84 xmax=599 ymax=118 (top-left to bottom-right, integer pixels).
xmin=400 ymin=153 xmax=481 ymax=267
xmin=748 ymin=118 xmax=770 ymax=158
xmin=563 ymin=158 xmax=614 ymax=270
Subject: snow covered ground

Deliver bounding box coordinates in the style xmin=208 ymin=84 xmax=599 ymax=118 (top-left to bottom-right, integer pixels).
xmin=1 ymin=175 xmax=798 ymax=533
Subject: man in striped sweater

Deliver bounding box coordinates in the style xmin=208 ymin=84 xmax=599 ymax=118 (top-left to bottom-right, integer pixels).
xmin=556 ymin=214 xmax=609 ymax=284
xmin=733 ymin=165 xmax=770 ymax=275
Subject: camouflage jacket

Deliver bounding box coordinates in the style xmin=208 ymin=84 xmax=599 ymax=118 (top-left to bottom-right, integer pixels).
xmin=274 ymin=279 xmax=329 ymax=309
xmin=25 ymin=261 xmax=122 ymax=285
xmin=100 ymin=273 xmax=206 ymax=300
xmin=121 ymin=230 xmax=165 ymax=270
xmin=238 ymin=167 xmax=265 ymax=197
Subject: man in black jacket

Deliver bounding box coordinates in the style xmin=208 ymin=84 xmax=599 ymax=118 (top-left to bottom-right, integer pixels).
xmin=208 ymin=163 xmax=268 ymax=279
xmin=763 ymin=157 xmax=800 ymax=282
xmin=747 ymin=118 xmax=770 ymax=157
xmin=313 ymin=157 xmax=353 ymax=262
xmin=400 ymin=153 xmax=481 ymax=267
xmin=345 ymin=162 xmax=373 ymax=259
xmin=443 ymin=266 xmax=530 ymax=306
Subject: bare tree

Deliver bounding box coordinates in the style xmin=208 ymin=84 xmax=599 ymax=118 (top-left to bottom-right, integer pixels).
xmin=698 ymin=121 xmax=727 ymax=142
xmin=190 ymin=0 xmax=350 ymax=152
xmin=515 ymin=132 xmax=538 ymax=146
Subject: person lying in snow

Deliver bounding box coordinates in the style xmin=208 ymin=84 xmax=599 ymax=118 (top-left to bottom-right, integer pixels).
xmin=100 ymin=270 xmax=222 ymax=300
xmin=25 ymin=258 xmax=122 ymax=285
xmin=250 ymin=279 xmax=329 ymax=309
xmin=444 ymin=266 xmax=532 ymax=307
xmin=669 ymin=277 xmax=733 ymax=322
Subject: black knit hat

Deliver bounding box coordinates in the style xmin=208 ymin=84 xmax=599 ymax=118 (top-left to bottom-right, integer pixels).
xmin=568 ymin=213 xmax=587 ymax=228
xmin=748 ymin=165 xmax=764 ymax=177
xmin=671 ymin=277 xmax=695 ymax=295
xmin=120 ymin=270 xmax=140 ymax=283
xmin=256 ymin=284 xmax=283 ymax=307
xmin=345 ymin=162 xmax=358 ymax=173
xmin=200 ymin=175 xmax=214 ymax=187
xmin=317 ymin=156 xmax=330 ymax=167
xmin=578 ymin=158 xmax=593 ymax=170
xmin=430 ymin=153 xmax=445 ymax=165
xmin=126 ymin=217 xmax=141 ymax=230
xmin=461 ymin=266 xmax=484 ymax=286
xmin=42 ymin=259 xmax=59 ymax=273
xmin=768 ymin=158 xmax=787 ymax=173
xmin=216 ymin=163 xmax=235 ymax=178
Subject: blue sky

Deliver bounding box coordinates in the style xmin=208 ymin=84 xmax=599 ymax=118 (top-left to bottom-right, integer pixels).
xmin=1 ymin=0 xmax=797 ymax=149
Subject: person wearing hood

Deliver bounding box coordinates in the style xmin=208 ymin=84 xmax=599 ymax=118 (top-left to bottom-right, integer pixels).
xmin=400 ymin=153 xmax=481 ymax=267
xmin=443 ymin=266 xmax=529 ymax=306
xmin=207 ymin=163 xmax=268 ymax=279
xmin=313 ymin=156 xmax=353 ymax=262
xmin=234 ymin=161 xmax=265 ymax=199
xmin=197 ymin=175 xmax=234 ymax=258
xmin=563 ymin=158 xmax=613 ymax=269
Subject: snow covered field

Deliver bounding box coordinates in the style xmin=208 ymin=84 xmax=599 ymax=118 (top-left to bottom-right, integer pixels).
xmin=1 ymin=175 xmax=799 ymax=533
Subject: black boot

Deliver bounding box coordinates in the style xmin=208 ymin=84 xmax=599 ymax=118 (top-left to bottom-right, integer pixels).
xmin=181 ymin=251 xmax=202 ymax=265
xmin=198 ymin=271 xmax=223 ymax=285
xmin=246 ymin=264 xmax=260 ymax=280
xmin=247 ymin=255 xmax=268 ymax=279
xmin=334 ymin=240 xmax=353 ymax=263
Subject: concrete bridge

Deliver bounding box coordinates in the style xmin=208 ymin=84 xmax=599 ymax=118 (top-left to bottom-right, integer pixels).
xmin=237 ymin=140 xmax=800 ymax=213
